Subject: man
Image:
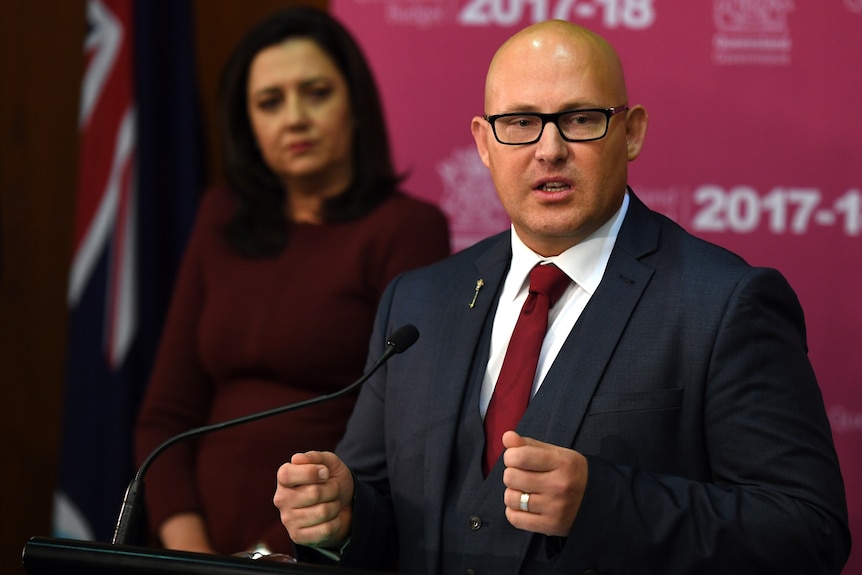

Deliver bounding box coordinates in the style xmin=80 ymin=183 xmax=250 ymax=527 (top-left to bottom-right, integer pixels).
xmin=274 ymin=20 xmax=850 ymax=574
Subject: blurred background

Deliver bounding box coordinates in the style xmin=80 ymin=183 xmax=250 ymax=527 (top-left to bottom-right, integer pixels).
xmin=2 ymin=1 xmax=860 ymax=574
xmin=0 ymin=2 xmax=325 ymax=574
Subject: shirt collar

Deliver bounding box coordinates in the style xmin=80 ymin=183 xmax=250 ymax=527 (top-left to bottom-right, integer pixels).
xmin=508 ymin=191 xmax=630 ymax=299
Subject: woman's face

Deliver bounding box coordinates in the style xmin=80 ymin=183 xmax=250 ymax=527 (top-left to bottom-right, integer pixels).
xmin=247 ymin=38 xmax=354 ymax=192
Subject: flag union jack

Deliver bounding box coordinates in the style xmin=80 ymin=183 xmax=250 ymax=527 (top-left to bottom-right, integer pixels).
xmin=70 ymin=0 xmax=137 ymax=369
xmin=53 ymin=0 xmax=200 ymax=542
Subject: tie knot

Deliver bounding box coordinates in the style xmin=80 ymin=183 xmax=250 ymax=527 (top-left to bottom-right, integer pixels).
xmin=528 ymin=264 xmax=571 ymax=307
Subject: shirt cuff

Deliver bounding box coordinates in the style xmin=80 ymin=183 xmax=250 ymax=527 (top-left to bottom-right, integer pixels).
xmin=311 ymin=537 xmax=351 ymax=562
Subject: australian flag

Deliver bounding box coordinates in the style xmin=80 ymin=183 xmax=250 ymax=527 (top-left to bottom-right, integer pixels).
xmin=53 ymin=0 xmax=202 ymax=543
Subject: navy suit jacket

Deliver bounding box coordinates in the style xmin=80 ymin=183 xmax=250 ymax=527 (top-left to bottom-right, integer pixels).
xmin=333 ymin=192 xmax=850 ymax=574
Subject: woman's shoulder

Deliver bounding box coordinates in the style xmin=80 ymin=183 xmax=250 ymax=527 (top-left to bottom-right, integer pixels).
xmin=372 ymin=190 xmax=448 ymax=226
xmin=179 ymin=186 xmax=239 ymax=258
xmin=199 ymin=185 xmax=237 ymax=214
xmin=346 ymin=190 xmax=450 ymax=262
xmin=193 ymin=185 xmax=239 ymax=227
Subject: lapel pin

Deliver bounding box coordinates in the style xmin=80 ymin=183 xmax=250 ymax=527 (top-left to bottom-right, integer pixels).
xmin=469 ymin=279 xmax=485 ymax=309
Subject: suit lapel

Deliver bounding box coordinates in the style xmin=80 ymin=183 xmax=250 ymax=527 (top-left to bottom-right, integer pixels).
xmin=521 ymin=192 xmax=660 ymax=450
xmin=421 ymin=233 xmax=512 ymax=571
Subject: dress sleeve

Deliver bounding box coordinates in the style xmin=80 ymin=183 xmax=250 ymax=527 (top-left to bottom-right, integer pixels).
xmin=134 ymin=191 xmax=218 ymax=536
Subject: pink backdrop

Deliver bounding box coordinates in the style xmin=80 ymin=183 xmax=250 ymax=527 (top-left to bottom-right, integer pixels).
xmin=333 ymin=0 xmax=862 ymax=570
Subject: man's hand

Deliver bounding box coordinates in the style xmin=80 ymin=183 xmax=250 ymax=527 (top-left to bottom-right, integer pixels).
xmin=501 ymin=430 xmax=588 ymax=537
xmin=274 ymin=451 xmax=355 ymax=549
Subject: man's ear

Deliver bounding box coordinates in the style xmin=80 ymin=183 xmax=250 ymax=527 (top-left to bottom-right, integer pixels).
xmin=471 ymin=116 xmax=492 ymax=168
xmin=624 ymin=105 xmax=648 ymax=161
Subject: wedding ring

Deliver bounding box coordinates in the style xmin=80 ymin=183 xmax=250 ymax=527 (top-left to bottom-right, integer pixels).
xmin=519 ymin=492 xmax=530 ymax=512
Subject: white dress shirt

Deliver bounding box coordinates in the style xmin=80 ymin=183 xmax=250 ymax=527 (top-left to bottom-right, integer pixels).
xmin=479 ymin=192 xmax=630 ymax=417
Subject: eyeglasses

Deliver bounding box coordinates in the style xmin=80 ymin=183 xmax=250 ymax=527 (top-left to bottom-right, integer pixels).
xmin=483 ymin=106 xmax=629 ymax=145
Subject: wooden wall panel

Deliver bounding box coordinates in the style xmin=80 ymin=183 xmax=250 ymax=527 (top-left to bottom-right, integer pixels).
xmin=0 ymin=3 xmax=85 ymax=575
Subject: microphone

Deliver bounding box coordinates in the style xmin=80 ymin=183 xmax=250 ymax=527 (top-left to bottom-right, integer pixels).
xmin=112 ymin=324 xmax=420 ymax=545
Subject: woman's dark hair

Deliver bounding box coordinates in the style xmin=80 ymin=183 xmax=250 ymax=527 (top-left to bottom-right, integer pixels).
xmin=218 ymin=7 xmax=401 ymax=256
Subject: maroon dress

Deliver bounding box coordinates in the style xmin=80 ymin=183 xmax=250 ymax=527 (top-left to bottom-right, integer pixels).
xmin=134 ymin=186 xmax=450 ymax=554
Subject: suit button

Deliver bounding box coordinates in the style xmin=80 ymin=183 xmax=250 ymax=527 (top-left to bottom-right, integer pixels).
xmin=468 ymin=515 xmax=482 ymax=530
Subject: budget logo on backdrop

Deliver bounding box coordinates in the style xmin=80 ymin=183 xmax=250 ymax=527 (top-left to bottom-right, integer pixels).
xmin=830 ymin=405 xmax=862 ymax=435
xmin=352 ymin=0 xmax=657 ymax=29
xmin=712 ymin=0 xmax=795 ymax=65
xmin=633 ymin=184 xmax=862 ymax=238
xmin=437 ymin=147 xmax=510 ymax=252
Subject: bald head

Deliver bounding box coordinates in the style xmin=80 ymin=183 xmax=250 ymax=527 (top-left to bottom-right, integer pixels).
xmin=485 ymin=20 xmax=628 ymax=111
xmin=470 ymin=19 xmax=648 ymax=256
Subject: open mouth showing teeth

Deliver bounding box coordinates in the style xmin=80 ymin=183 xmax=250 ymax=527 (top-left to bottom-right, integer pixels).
xmin=538 ymin=182 xmax=569 ymax=191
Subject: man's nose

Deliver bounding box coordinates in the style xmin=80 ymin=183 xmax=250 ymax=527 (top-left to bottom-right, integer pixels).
xmin=534 ymin=121 xmax=569 ymax=162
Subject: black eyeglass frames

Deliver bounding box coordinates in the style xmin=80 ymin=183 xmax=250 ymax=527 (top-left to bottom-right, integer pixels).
xmin=483 ymin=106 xmax=629 ymax=145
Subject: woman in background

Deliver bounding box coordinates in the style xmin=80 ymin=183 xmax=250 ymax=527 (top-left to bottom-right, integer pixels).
xmin=134 ymin=7 xmax=450 ymax=556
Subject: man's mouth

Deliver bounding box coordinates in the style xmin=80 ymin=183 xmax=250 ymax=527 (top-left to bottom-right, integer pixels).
xmin=537 ymin=181 xmax=571 ymax=192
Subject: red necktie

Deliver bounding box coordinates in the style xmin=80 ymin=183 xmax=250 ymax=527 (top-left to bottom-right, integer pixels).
xmin=483 ymin=263 xmax=571 ymax=476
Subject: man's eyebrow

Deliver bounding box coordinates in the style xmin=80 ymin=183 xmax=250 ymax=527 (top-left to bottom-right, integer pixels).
xmin=494 ymin=102 xmax=598 ymax=114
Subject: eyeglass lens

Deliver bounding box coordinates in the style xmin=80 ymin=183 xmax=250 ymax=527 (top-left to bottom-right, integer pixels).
xmin=494 ymin=110 xmax=609 ymax=144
